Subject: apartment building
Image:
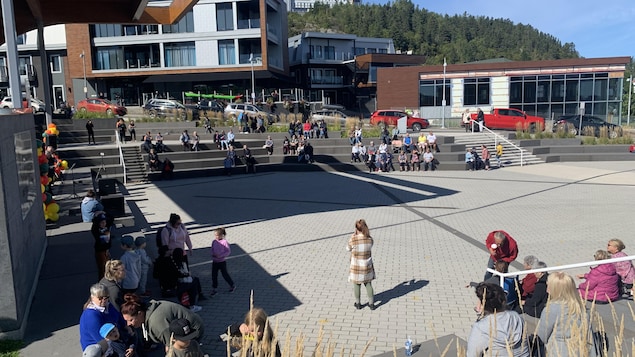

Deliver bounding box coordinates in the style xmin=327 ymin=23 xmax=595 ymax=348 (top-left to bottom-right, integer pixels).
xmin=0 ymin=24 xmax=68 ymax=109
xmin=65 ymin=0 xmax=289 ymax=107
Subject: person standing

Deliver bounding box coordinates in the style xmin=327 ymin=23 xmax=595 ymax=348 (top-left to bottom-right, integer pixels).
xmin=484 ymin=230 xmax=519 ymax=281
xmin=116 ymin=119 xmax=126 ymax=143
xmin=135 ymin=237 xmax=153 ymax=297
xmin=347 ymin=219 xmax=376 ymax=310
xmin=120 ymin=236 xmax=141 ymax=295
xmin=481 ymin=145 xmax=491 ymax=171
xmin=210 ymin=227 xmax=236 ymax=296
xmin=476 ymin=108 xmax=484 ymax=132
xmin=128 ymin=120 xmax=136 ymax=141
xmin=180 ymin=130 xmax=191 ymax=151
xmin=86 ymin=120 xmax=95 ymax=145
xmin=161 ymin=213 xmax=193 ymax=260
xmin=496 ymin=142 xmax=503 ymax=168
xmin=91 ymin=214 xmax=112 ymax=280
xmin=462 ymin=109 xmax=471 ymax=132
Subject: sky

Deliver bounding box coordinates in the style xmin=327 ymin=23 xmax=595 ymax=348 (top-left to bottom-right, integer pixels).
xmin=407 ymin=0 xmax=635 ymax=60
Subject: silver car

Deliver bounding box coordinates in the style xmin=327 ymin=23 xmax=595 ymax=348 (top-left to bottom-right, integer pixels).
xmin=224 ymin=103 xmax=278 ymax=124
xmin=310 ymin=109 xmax=350 ymax=124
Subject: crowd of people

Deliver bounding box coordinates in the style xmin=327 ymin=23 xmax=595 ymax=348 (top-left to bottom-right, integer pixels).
xmin=465 ymin=230 xmax=634 ymax=356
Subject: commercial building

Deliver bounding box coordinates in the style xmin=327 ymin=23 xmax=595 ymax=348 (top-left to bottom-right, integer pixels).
xmin=65 ymin=0 xmax=289 ymax=106
xmin=377 ymin=57 xmax=631 ymax=124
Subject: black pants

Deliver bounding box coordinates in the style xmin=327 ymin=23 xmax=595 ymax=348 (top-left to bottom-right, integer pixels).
xmin=212 ymin=261 xmax=234 ymax=289
xmin=177 ymin=277 xmax=202 ymax=306
xmin=88 ymin=131 xmax=95 ymax=144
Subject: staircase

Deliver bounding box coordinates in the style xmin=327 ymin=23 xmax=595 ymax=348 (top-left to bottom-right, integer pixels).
xmin=121 ymin=146 xmax=147 ymax=183
xmin=452 ymin=132 xmax=544 ymax=167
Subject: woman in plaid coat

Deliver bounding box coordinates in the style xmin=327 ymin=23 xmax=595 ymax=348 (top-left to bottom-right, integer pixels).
xmin=347 ymin=219 xmax=376 ymax=310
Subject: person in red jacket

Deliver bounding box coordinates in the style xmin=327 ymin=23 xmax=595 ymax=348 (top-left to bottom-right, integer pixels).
xmin=484 ymin=230 xmax=519 ymax=281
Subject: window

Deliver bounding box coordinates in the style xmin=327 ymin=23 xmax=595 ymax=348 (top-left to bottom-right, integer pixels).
xmin=16 ymin=34 xmax=26 ymax=45
xmin=164 ymin=42 xmax=196 ymax=67
xmin=50 ymin=55 xmax=61 ymax=73
xmin=463 ymin=78 xmax=490 ymax=105
xmin=378 ymin=48 xmax=388 ymax=54
xmin=93 ymin=24 xmax=122 ymax=37
xmin=216 ymin=3 xmax=234 ymax=31
xmin=218 ymin=40 xmax=235 ymax=65
xmin=510 ymin=81 xmax=522 ymax=103
xmin=18 ymin=56 xmax=31 ymax=75
xmin=96 ymin=47 xmax=124 ymax=70
xmin=354 ymin=47 xmax=365 ymax=55
xmin=163 ymin=11 xmax=194 ymax=33
xmin=419 ymin=79 xmax=450 ymax=107
xmin=325 ymin=46 xmax=335 ymax=60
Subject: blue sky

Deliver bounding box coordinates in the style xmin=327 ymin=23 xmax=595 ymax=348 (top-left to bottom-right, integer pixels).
xmin=409 ymin=0 xmax=635 ymax=59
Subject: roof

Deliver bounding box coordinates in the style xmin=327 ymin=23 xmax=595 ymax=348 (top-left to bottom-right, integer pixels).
xmin=1 ymin=0 xmax=198 ymax=43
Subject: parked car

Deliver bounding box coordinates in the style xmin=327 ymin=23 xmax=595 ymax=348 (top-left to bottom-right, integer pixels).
xmin=470 ymin=108 xmax=544 ymax=131
xmin=310 ymin=109 xmax=350 ymax=125
xmin=224 ymin=103 xmax=278 ymax=124
xmin=0 ymin=96 xmax=45 ymax=112
xmin=197 ymin=99 xmax=224 ymax=113
xmin=553 ymin=115 xmax=622 ymax=138
xmin=77 ymin=98 xmax=127 ymax=116
xmin=143 ymin=98 xmax=187 ymax=120
xmin=369 ymin=110 xmax=429 ymax=132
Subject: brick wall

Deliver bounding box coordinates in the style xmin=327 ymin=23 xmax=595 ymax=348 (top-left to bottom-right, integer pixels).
xmin=376 ymin=66 xmax=421 ymax=109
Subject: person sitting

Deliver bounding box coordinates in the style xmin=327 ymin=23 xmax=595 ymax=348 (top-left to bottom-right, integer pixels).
xmin=465 ymin=148 xmax=475 ymax=171
xmin=422 ymin=147 xmax=436 ymax=171
xmin=162 ymin=158 xmax=174 ymax=180
xmin=520 ymin=255 xmax=540 ymax=300
xmin=180 ymin=130 xmax=191 ymax=151
xmin=351 ymin=143 xmax=362 ymax=163
xmin=520 ymin=261 xmax=548 ymax=318
xmin=417 ymin=133 xmax=427 ymax=152
xmin=224 ymin=146 xmax=236 ymax=176
xmin=467 ymin=283 xmax=529 ymax=357
xmin=359 ymin=143 xmax=367 ymax=162
xmin=227 ymin=129 xmax=235 ymax=147
xmin=402 ymin=133 xmax=412 ymax=153
xmin=148 ymin=148 xmax=161 ymax=171
xmin=607 ymin=239 xmax=635 ymax=296
xmin=302 ymin=120 xmax=311 ymax=139
xmin=155 ymin=132 xmax=166 ymax=153
xmin=288 ymin=121 xmax=296 ymax=138
xmin=264 ymin=136 xmax=274 ymax=155
xmin=398 ymin=150 xmax=409 ymax=171
xmin=243 ymin=145 xmax=256 ymax=174
xmin=141 ymin=132 xmax=153 ymax=153
xmin=410 ymin=149 xmax=420 ymax=172
xmin=318 ymin=120 xmax=327 ymax=139
xmin=168 ymin=248 xmax=205 ymax=312
xmin=81 ymin=189 xmax=105 ymax=223
xmin=219 ymin=131 xmax=229 ymax=151
xmin=427 ymin=131 xmax=439 ymax=152
xmin=577 ymin=250 xmax=620 ymax=303
xmin=296 ymin=142 xmax=305 ymax=163
xmin=282 ymin=136 xmax=290 ymax=155
xmin=304 ymin=142 xmax=314 ymax=163
xmin=191 ymin=131 xmax=200 ymax=152
xmin=222 ymin=307 xmax=281 ymax=357
xmin=289 ymin=135 xmax=299 ymax=155
xmin=354 ymin=127 xmax=363 ymax=144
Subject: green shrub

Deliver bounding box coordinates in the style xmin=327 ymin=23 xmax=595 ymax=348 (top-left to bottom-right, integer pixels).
xmin=0 ymin=340 xmax=22 ymax=357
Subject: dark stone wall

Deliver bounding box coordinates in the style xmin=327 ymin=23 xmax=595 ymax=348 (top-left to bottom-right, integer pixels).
xmin=0 ymin=113 xmax=47 ymax=337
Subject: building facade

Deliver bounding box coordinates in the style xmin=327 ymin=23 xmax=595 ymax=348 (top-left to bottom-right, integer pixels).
xmin=0 ymin=24 xmax=68 ymax=109
xmin=377 ymin=57 xmax=631 ymax=124
xmin=65 ymin=0 xmax=289 ymax=107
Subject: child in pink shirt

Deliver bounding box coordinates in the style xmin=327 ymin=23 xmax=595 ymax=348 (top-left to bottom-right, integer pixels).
xmin=210 ymin=227 xmax=235 ymax=296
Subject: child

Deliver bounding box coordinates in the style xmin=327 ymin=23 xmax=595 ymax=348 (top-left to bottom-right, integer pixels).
xmin=99 ymin=323 xmax=134 ymax=357
xmin=210 ymin=227 xmax=235 ymax=296
xmin=166 ymin=318 xmax=206 ymax=357
xmin=135 ymin=236 xmax=153 ymax=297
xmin=120 ymin=235 xmax=141 ymax=295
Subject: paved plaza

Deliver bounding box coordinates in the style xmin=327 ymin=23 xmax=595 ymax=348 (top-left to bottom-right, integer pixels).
xmin=20 ymin=160 xmax=635 ymax=356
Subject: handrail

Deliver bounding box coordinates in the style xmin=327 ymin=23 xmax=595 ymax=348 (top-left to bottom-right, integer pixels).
xmin=487 ymin=254 xmax=635 ymax=287
xmin=469 ymin=119 xmax=524 ymax=167
xmin=115 ymin=129 xmax=127 ymax=185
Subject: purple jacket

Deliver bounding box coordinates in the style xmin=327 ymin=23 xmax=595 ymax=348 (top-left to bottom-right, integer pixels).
xmin=578 ymin=263 xmax=620 ymax=302
xmin=612 ymin=251 xmax=635 ymax=285
xmin=211 ymin=239 xmax=231 ymax=263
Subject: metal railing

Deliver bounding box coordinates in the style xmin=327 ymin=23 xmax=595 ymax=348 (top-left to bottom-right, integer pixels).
xmin=469 ymin=119 xmax=525 ymax=167
xmin=115 ymin=130 xmax=127 ymax=185
xmin=488 ymin=254 xmax=635 ymax=288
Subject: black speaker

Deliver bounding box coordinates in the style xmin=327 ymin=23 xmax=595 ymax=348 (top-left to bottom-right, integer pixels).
xmin=101 ymin=194 xmax=125 ymax=217
xmin=98 ymin=178 xmax=117 ymax=195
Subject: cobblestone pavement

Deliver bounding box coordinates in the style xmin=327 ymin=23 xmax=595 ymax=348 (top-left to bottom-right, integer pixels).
xmin=21 ymin=161 xmax=635 ymax=356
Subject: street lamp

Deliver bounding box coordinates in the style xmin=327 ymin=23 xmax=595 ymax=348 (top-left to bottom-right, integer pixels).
xmin=79 ymin=50 xmax=87 ymax=98
xmin=441 ymin=57 xmax=447 ymax=129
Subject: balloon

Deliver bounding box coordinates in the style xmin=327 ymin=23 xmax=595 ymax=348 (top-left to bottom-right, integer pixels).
xmin=36 ymin=139 xmax=43 ymax=148
xmin=44 ymin=192 xmax=52 ymax=204
xmin=42 ymin=192 xmax=47 ymax=202
xmin=42 ymin=132 xmax=48 ymax=138
xmin=39 ymin=163 xmax=49 ymax=174
xmin=61 ymin=160 xmax=69 ymax=170
xmin=40 ymin=184 xmax=45 ymax=193
xmin=37 ymin=148 xmax=43 ymax=156
xmin=48 ymin=212 xmax=59 ymax=222
xmin=48 ymin=177 xmax=52 ymax=184
xmin=45 ymin=129 xmax=53 ymax=135
xmin=52 ymin=129 xmax=59 ymax=136
xmin=38 ymin=155 xmax=47 ymax=164
xmin=47 ymin=203 xmax=60 ymax=214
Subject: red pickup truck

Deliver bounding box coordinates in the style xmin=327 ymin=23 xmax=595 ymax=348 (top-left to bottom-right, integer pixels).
xmin=470 ymin=108 xmax=545 ymax=131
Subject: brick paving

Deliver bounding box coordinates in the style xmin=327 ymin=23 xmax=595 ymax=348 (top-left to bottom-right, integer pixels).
xmin=20 ymin=161 xmax=635 ymax=356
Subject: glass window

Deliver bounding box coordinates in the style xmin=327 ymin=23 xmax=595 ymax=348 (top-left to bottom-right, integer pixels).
xmin=325 ymin=46 xmax=335 ymax=60
xmin=216 ymin=3 xmax=234 ymax=31
xmin=476 ymin=78 xmax=490 ymax=105
xmin=419 ymin=84 xmax=434 ymax=106
xmin=510 ymin=82 xmax=522 ymax=103
xmin=16 ymin=34 xmax=26 ymax=45
xmin=164 ymin=42 xmax=196 ymax=67
xmin=218 ymin=40 xmax=235 ymax=65
xmin=592 ymin=102 xmax=606 ymax=118
xmin=96 ymin=47 xmax=124 ymax=70
xmin=463 ymin=80 xmax=477 ymax=106
xmin=378 ymin=48 xmax=388 ymax=54
xmin=93 ymin=24 xmax=122 ymax=37
xmin=551 ymin=80 xmax=564 ymax=102
xmin=354 ymin=47 xmax=365 ymax=55
xmin=579 ymin=80 xmax=593 ymax=101
xmin=523 ymin=82 xmax=536 ymax=103
xmin=565 ymin=79 xmax=578 ymax=102
xmin=564 ymin=103 xmax=578 ymax=115
xmin=164 ymin=11 xmax=194 ymax=33
xmin=537 ymin=81 xmax=550 ymax=102
xmin=551 ymin=104 xmax=563 ymax=117
xmin=608 ymin=78 xmax=621 ymax=101
xmin=593 ymin=79 xmax=607 ymax=101
xmin=419 ymin=80 xmax=450 ymax=107
xmin=50 ymin=55 xmax=61 ymax=72
xmin=18 ymin=56 xmax=31 ymax=75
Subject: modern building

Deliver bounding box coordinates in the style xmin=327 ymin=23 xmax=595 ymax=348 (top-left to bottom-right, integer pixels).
xmin=289 ymin=32 xmax=416 ymax=112
xmin=377 ymin=57 xmax=632 ymax=124
xmin=0 ymin=25 xmax=68 ymax=110
xmin=65 ymin=0 xmax=289 ymax=107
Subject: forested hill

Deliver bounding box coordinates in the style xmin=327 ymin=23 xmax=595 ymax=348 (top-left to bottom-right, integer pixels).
xmin=288 ymin=0 xmax=580 ymax=65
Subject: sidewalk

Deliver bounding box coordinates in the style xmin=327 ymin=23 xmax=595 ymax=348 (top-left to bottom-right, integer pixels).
xmin=20 ymin=161 xmax=635 ymax=356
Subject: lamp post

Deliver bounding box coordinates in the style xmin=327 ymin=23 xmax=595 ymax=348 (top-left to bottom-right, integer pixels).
xmin=628 ymin=75 xmax=633 ymax=126
xmin=79 ymin=50 xmax=87 ymax=98
xmin=249 ymin=53 xmax=255 ymax=104
xmin=441 ymin=57 xmax=447 ymax=129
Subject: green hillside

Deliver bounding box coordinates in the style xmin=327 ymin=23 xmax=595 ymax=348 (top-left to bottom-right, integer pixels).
xmin=288 ymin=0 xmax=580 ymax=64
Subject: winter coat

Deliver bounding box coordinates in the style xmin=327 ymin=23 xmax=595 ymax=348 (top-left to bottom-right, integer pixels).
xmin=578 ymin=263 xmax=620 ymax=302
xmin=143 ymin=300 xmax=205 ymax=345
xmin=523 ymin=273 xmax=548 ymax=318
xmin=346 ymin=233 xmax=375 ymax=284
xmin=467 ymin=310 xmax=529 ymax=357
xmin=120 ymin=250 xmax=141 ymax=290
xmin=611 ymin=251 xmax=635 ymax=285
xmin=211 ymin=239 xmax=231 ymax=263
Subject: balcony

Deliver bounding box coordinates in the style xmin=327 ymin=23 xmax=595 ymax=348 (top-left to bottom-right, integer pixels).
xmin=237 ymin=18 xmax=260 ymax=30
xmin=310 ymin=76 xmax=344 ymax=86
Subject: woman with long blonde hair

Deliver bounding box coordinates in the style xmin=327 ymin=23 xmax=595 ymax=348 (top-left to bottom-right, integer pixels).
xmin=346 ymin=219 xmax=376 ymax=310
xmin=536 ymin=272 xmax=594 ymax=356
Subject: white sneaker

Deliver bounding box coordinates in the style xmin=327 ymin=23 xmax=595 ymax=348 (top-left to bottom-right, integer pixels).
xmin=190 ymin=305 xmax=203 ymax=313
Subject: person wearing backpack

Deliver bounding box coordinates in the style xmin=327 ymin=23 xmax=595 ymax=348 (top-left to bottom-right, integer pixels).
xmin=161 ymin=213 xmax=193 ymax=263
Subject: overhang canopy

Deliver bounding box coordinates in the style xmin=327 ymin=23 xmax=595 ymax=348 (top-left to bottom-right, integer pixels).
xmin=2 ymin=0 xmax=198 ymax=42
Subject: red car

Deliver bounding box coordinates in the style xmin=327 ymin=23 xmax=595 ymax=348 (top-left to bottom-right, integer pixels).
xmin=370 ymin=110 xmax=429 ymax=132
xmin=77 ymin=98 xmax=127 ymax=116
